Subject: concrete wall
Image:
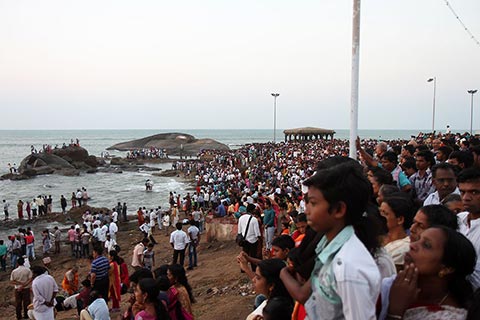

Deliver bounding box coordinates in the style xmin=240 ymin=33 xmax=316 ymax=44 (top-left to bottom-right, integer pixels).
xmin=204 ymin=215 xmax=238 ymax=242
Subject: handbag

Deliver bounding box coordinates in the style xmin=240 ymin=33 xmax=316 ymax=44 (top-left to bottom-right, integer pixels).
xmin=236 ymin=215 xmax=253 ymax=247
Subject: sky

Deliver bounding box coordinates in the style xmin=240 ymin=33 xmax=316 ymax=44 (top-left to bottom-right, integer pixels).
xmin=0 ymin=0 xmax=479 ymax=131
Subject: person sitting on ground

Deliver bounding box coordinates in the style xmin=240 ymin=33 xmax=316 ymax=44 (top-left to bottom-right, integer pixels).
xmin=75 ymin=279 xmax=91 ymax=316
xmin=61 ymin=266 xmax=79 ymax=296
xmin=79 ymin=290 xmax=110 ymax=320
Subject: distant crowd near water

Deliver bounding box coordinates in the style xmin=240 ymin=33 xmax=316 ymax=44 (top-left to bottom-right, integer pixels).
xmin=3 ymin=129 xmax=480 ymax=320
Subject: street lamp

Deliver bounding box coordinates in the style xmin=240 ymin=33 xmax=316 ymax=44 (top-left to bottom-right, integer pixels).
xmin=271 ymin=93 xmax=280 ymax=143
xmin=427 ymin=77 xmax=436 ymax=133
xmin=468 ymin=89 xmax=478 ymax=135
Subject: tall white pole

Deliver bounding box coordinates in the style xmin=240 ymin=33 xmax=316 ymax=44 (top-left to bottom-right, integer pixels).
xmin=271 ymin=93 xmax=279 ymax=143
xmin=349 ymin=0 xmax=361 ymax=159
xmin=469 ymin=90 xmax=478 ymax=135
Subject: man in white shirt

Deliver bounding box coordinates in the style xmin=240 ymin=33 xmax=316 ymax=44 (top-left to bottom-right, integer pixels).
xmin=10 ymin=257 xmax=32 ymax=320
xmin=187 ymin=221 xmax=200 ymax=270
xmin=457 ymin=167 xmax=480 ymax=290
xmin=170 ymin=222 xmax=190 ymax=266
xmin=30 ymin=266 xmax=58 ymax=320
xmin=111 ymin=210 xmax=118 ymax=224
xmin=108 ymin=221 xmax=118 ymax=242
xmin=424 ymin=163 xmax=459 ymax=206
xmin=237 ymin=204 xmax=261 ymax=271
xmin=131 ymin=238 xmax=148 ymax=270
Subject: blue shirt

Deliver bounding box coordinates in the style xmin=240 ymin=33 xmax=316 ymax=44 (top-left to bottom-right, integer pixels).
xmin=263 ymin=209 xmax=275 ymax=227
xmin=91 ymin=256 xmax=109 ymax=280
xmin=216 ymin=204 xmax=226 ymax=217
xmin=87 ymin=298 xmax=110 ymax=320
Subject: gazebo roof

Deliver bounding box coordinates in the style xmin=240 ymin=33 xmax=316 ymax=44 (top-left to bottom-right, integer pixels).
xmin=283 ymin=127 xmax=336 ymax=135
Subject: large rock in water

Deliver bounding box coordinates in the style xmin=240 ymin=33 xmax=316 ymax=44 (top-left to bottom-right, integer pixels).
xmin=15 ymin=146 xmax=99 ymax=178
xmin=107 ymin=132 xmax=230 ymax=156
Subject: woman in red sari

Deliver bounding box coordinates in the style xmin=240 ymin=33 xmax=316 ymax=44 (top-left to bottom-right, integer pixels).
xmin=167 ymin=264 xmax=195 ymax=320
xmin=108 ymin=250 xmax=122 ymax=311
xmin=137 ymin=207 xmax=145 ymax=226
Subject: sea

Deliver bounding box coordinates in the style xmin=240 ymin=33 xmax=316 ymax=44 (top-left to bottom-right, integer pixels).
xmin=0 ymin=128 xmax=430 ymax=222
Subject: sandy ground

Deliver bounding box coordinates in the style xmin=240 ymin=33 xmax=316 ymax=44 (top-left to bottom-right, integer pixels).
xmin=0 ymin=210 xmax=254 ymax=320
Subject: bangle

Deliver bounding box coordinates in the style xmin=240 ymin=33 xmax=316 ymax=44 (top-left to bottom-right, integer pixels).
xmin=387 ymin=314 xmax=403 ymax=320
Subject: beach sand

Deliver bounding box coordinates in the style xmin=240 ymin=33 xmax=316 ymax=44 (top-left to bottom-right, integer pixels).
xmin=0 ymin=206 xmax=253 ymax=320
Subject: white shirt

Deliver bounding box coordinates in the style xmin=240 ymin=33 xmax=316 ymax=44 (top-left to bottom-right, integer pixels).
xmin=88 ymin=298 xmax=110 ymax=320
xmin=305 ymin=228 xmax=380 ymax=320
xmin=149 ymin=211 xmax=156 ymax=227
xmin=170 ymin=229 xmax=190 ymax=250
xmin=423 ymin=187 xmax=460 ymax=206
xmin=188 ymin=225 xmax=200 ymax=242
xmin=237 ymin=214 xmax=261 ymax=244
xmin=32 ymin=273 xmax=58 ymax=313
xmin=109 ymin=222 xmax=118 ymax=235
xmin=111 ymin=211 xmax=118 ymax=223
xmin=98 ymin=225 xmax=108 ymax=242
xmin=458 ymin=211 xmax=480 ymax=290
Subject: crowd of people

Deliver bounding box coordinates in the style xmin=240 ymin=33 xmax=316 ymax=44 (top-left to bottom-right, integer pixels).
xmin=3 ymin=129 xmax=480 ymax=320
xmin=126 ymin=148 xmax=168 ymax=160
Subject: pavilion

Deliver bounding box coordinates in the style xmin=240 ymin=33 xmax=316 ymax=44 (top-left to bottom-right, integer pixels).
xmin=283 ymin=127 xmax=336 ymax=142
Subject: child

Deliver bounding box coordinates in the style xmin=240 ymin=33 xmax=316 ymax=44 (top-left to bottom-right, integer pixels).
xmin=280 ymin=161 xmax=381 ymax=319
xmin=143 ymin=243 xmax=155 ymax=271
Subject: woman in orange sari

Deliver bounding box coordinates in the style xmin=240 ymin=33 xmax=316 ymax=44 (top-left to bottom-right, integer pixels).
xmin=108 ymin=250 xmax=122 ymax=311
xmin=61 ymin=266 xmax=79 ymax=295
xmin=137 ymin=207 xmax=145 ymax=226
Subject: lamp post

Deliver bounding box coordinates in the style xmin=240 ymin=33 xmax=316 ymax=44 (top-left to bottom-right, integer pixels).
xmin=468 ymin=89 xmax=478 ymax=135
xmin=271 ymin=93 xmax=279 ymax=143
xmin=427 ymin=77 xmax=436 ymax=133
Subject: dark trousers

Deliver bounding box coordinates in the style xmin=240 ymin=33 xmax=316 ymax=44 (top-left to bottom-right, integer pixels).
xmin=93 ymin=276 xmax=109 ymax=303
xmin=243 ymin=240 xmax=260 ymax=271
xmin=188 ymin=244 xmax=197 ymax=268
xmin=0 ymin=254 xmax=6 ymax=271
xmin=15 ymin=288 xmax=31 ymax=319
xmin=173 ymin=248 xmax=186 ymax=266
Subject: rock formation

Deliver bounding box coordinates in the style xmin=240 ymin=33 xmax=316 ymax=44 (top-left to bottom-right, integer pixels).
xmin=0 ymin=146 xmax=101 ymax=180
xmin=107 ymin=132 xmax=229 ymax=156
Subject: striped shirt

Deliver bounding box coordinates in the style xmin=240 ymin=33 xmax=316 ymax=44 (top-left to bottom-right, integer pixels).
xmin=91 ymin=256 xmax=110 ymax=280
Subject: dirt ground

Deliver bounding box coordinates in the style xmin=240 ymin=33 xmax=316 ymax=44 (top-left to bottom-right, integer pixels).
xmin=0 ymin=211 xmax=254 ymax=320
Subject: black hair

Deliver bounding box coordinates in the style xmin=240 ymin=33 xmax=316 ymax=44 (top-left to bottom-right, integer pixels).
xmin=450 ymin=151 xmax=474 ymax=168
xmin=419 ymin=205 xmax=458 ymax=231
xmin=303 ymin=161 xmax=371 ymax=226
xmin=296 ymin=213 xmax=307 ymax=223
xmin=292 ymin=227 xmax=322 ymax=280
xmin=258 ymin=259 xmax=292 ymax=303
xmin=378 ymin=184 xmax=400 ymax=198
xmin=370 ymin=167 xmax=394 ymax=186
xmin=271 ymin=235 xmax=295 ymax=251
xmin=315 ymin=156 xmax=355 ymax=171
xmin=432 ymin=226 xmax=476 ymax=307
xmin=381 ymin=151 xmax=398 ymax=164
xmin=92 ymin=245 xmax=103 ymax=255
xmin=458 ymin=167 xmax=480 ymax=183
xmin=262 ymin=296 xmax=294 ymax=320
xmin=416 ymin=150 xmax=436 ymax=168
xmin=88 ymin=290 xmax=101 ymax=304
xmin=153 ymin=264 xmax=169 ymax=279
xmin=31 ymin=266 xmax=48 ymax=277
xmin=137 ymin=278 xmax=169 ymax=319
xmin=109 ymin=250 xmax=121 ymax=264
xmin=402 ymin=145 xmax=415 ymax=156
xmin=155 ymin=275 xmax=171 ymax=291
xmin=431 ymin=162 xmax=457 ymax=178
xmin=175 ymin=222 xmax=183 ymax=230
xmin=383 ymin=193 xmax=415 ymax=229
xmin=129 ymin=268 xmax=153 ymax=284
xmin=416 ymin=144 xmax=430 ymax=152
xmin=167 ymin=264 xmax=195 ymax=303
xmin=401 ymin=157 xmax=417 ymax=171
xmin=81 ymin=279 xmax=91 ymax=288
xmin=438 ymin=145 xmax=453 ymax=159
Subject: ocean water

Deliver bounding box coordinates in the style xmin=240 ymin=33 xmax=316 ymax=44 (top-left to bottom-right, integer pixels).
xmin=0 ymin=128 xmax=424 ymax=218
